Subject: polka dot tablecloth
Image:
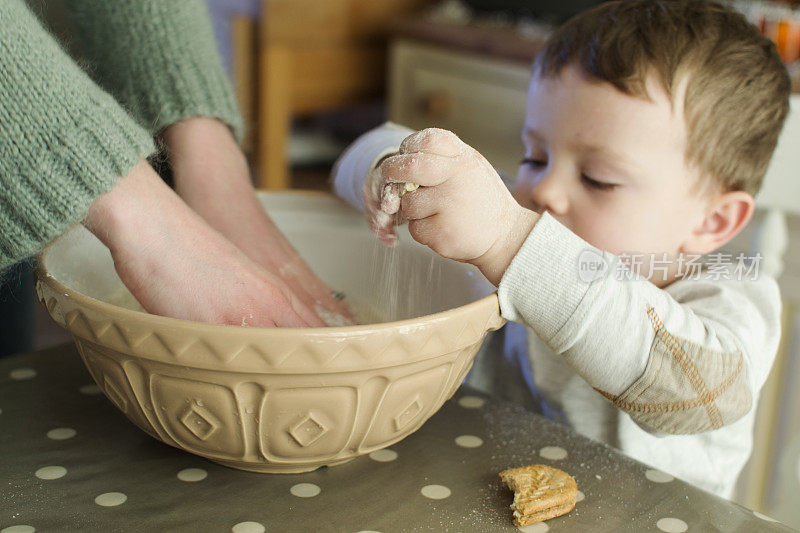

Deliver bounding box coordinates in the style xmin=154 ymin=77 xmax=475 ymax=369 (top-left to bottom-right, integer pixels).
xmin=0 ymin=344 xmax=793 ymax=532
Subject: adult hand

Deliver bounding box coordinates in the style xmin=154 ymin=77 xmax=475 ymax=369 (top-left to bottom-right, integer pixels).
xmin=379 ymin=128 xmax=539 ymax=286
xmin=84 ymin=159 xmax=325 ymax=327
xmin=161 ymin=117 xmax=355 ymax=326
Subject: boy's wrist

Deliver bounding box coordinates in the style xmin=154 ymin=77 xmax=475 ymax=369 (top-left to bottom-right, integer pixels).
xmin=473 ymin=205 xmax=540 ymax=286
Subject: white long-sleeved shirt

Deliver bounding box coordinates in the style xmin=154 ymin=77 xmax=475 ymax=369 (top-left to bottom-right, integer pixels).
xmin=331 ymin=123 xmax=782 ymax=498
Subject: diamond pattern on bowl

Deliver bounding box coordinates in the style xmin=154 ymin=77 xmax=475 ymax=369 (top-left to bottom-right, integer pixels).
xmin=181 ymin=406 xmax=219 ymax=441
xmin=289 ymin=414 xmax=328 ymax=447
xmin=394 ymin=395 xmax=424 ymax=432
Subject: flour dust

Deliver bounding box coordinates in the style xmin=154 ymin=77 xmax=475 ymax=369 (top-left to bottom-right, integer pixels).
xmin=364 ymin=220 xmax=443 ymax=323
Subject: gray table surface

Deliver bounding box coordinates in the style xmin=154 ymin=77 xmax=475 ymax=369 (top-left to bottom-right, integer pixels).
xmin=1 ymin=343 xmax=794 ymax=533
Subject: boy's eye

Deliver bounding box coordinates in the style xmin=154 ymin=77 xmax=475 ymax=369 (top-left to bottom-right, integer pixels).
xmin=521 ymin=158 xmax=547 ymax=168
xmin=582 ymin=174 xmax=618 ymax=191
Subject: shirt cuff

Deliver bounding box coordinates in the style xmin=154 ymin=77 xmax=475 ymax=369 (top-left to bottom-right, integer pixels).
xmin=331 ymin=122 xmax=414 ymax=211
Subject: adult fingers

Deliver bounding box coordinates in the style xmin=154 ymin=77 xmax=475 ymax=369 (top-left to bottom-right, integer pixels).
xmin=240 ymin=293 xmax=314 ymax=328
xmin=284 ymin=290 xmax=326 ymax=327
xmin=284 ymin=261 xmax=357 ymax=325
xmin=251 ymin=274 xmax=326 ymax=328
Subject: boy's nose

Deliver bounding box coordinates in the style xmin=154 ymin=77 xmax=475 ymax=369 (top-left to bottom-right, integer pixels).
xmin=521 ymin=171 xmax=569 ymax=216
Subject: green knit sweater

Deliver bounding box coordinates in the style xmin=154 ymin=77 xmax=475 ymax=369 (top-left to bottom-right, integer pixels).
xmin=0 ymin=0 xmax=243 ymax=271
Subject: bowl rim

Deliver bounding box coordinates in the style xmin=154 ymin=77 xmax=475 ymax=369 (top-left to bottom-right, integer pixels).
xmin=35 ymin=190 xmax=503 ymax=340
xmin=36 ymin=254 xmax=501 ymax=337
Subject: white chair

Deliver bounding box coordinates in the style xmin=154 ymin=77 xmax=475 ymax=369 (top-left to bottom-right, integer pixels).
xmin=752 ymin=94 xmax=800 ymax=277
xmin=735 ymin=94 xmax=800 ymax=526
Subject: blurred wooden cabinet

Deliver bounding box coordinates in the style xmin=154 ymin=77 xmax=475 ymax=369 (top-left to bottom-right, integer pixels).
xmin=388 ymin=39 xmax=531 ymax=177
xmin=255 ymin=0 xmax=431 ymax=190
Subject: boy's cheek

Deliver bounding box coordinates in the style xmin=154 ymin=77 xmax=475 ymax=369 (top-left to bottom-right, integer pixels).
xmin=563 ymin=210 xmax=622 ymax=252
xmin=573 ymin=215 xmax=653 ymax=257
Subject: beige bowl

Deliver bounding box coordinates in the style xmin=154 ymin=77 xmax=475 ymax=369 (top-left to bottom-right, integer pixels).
xmin=35 ymin=191 xmax=504 ymax=473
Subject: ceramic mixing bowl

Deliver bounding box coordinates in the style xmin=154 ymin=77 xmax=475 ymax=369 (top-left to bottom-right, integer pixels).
xmin=35 ymin=192 xmax=504 ymax=473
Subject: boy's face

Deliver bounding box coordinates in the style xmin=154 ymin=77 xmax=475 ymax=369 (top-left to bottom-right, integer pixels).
xmin=514 ymin=65 xmax=713 ymax=283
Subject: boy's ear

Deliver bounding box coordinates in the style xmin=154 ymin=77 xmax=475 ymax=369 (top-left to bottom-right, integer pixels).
xmin=681 ymin=190 xmax=755 ymax=255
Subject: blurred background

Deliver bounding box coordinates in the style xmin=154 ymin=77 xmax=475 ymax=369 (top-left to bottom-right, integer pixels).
xmin=15 ymin=0 xmax=800 ymax=526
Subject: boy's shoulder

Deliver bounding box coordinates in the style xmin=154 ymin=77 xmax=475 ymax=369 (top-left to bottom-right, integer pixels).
xmin=665 ymin=259 xmax=781 ymax=357
xmin=666 ymin=256 xmax=780 ymax=308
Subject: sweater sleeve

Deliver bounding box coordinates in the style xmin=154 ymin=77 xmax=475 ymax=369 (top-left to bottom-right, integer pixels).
xmin=498 ymin=212 xmax=782 ymax=435
xmin=64 ymin=0 xmax=243 ymax=141
xmin=0 ymin=0 xmax=155 ymax=271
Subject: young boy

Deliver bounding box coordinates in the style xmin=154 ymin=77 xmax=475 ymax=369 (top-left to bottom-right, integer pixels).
xmin=332 ymin=0 xmax=790 ymax=498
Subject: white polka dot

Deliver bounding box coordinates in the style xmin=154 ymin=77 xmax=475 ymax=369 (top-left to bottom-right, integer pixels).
xmin=79 ymin=384 xmax=102 ymax=395
xmin=10 ymin=368 xmax=36 ymax=380
xmin=177 ymin=468 xmax=207 ymax=482
xmin=231 ymin=522 xmax=266 ymax=533
xmin=231 ymin=522 xmax=267 ymax=533
xmin=47 ymin=428 xmax=76 ymax=440
xmin=576 ymin=490 xmax=585 ymax=502
xmin=1 ymin=526 xmax=36 ymax=533
xmin=369 ymin=449 xmax=398 ymax=462
xmin=421 ymin=484 xmax=451 ymax=499
xmin=753 ymin=511 xmax=779 ymax=522
xmin=645 ymin=469 xmax=674 ymax=483
xmin=656 ymin=517 xmax=688 ymax=532
xmin=455 ymin=435 xmax=483 ymax=448
xmin=290 ymin=483 xmax=320 ymax=498
xmin=35 ymin=466 xmax=66 ymax=480
xmin=539 ymin=446 xmax=567 ymax=460
xmin=458 ymin=396 xmax=485 ymax=408
xmin=355 ymin=531 xmax=383 ymax=533
xmin=518 ymin=523 xmax=549 ymax=533
xmin=95 ymin=492 xmax=127 ymax=507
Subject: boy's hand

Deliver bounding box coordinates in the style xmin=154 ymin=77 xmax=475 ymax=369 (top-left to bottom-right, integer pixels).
xmin=363 ymin=161 xmax=404 ymax=246
xmin=379 ymin=128 xmax=539 ymax=286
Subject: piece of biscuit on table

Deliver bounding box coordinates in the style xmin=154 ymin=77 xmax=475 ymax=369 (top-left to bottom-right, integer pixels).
xmin=499 ymin=464 xmax=578 ymax=526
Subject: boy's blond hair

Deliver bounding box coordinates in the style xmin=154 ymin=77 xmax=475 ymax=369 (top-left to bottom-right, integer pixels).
xmin=534 ymin=0 xmax=791 ymax=196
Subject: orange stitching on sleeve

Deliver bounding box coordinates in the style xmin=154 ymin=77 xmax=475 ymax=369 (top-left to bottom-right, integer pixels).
xmin=645 ymin=306 xmax=724 ymax=428
xmin=595 ymin=355 xmax=743 ymax=414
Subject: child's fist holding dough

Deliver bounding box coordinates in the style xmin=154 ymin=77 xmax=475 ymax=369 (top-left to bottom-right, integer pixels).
xmin=377 ymin=128 xmax=539 ymax=286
